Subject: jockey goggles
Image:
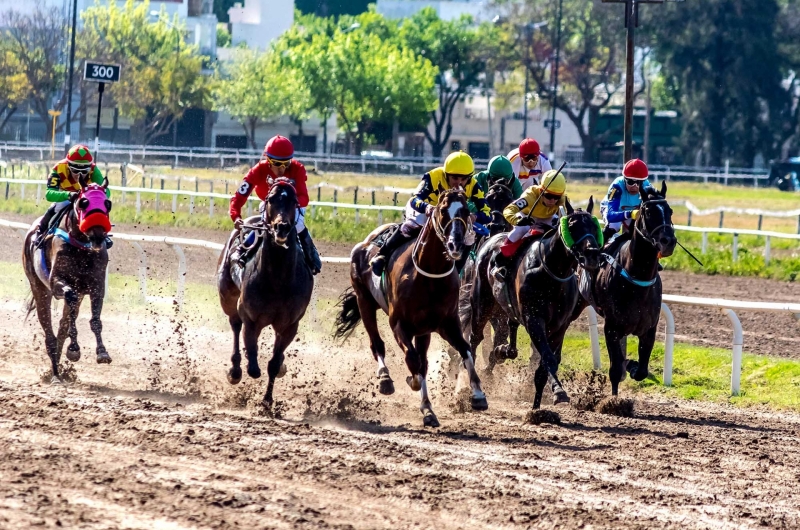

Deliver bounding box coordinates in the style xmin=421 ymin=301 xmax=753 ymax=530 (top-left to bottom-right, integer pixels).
xmin=522 ymin=154 xmax=540 ymax=162
xmin=624 ymin=178 xmax=642 ymax=187
xmin=268 ymin=157 xmax=292 ymax=168
xmin=446 ymin=172 xmax=472 ymax=183
xmin=542 ymin=191 xmax=562 ymax=201
xmin=69 ymin=165 xmax=92 ymax=175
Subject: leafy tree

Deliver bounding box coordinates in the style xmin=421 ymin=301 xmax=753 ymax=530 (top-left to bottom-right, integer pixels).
xmin=296 ymin=0 xmax=370 ymax=17
xmin=0 ymin=35 xmax=29 ymax=133
xmin=212 ymin=49 xmax=310 ymax=150
xmin=398 ymin=8 xmax=487 ymax=157
xmin=81 ymin=0 xmax=209 ymax=144
xmin=651 ymin=0 xmax=785 ymax=166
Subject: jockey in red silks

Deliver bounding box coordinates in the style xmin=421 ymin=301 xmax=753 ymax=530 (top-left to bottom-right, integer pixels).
xmin=228 ymin=135 xmax=321 ymax=275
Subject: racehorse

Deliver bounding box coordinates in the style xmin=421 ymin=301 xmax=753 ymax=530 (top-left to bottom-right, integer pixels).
xmin=217 ymin=178 xmax=314 ymax=408
xmin=570 ymin=182 xmax=677 ymax=396
xmin=333 ymin=189 xmax=487 ymax=427
xmin=466 ymin=199 xmax=602 ymax=409
xmin=22 ymin=181 xmax=113 ymax=382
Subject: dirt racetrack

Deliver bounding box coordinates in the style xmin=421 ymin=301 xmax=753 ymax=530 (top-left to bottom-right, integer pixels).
xmin=2 ymin=217 xmax=800 ymax=528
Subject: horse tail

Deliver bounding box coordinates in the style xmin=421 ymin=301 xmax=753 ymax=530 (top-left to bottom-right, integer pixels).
xmin=333 ymin=288 xmax=362 ymax=341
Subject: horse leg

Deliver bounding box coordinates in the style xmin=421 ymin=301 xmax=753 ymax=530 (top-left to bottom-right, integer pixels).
xmin=604 ymin=326 xmax=626 ymax=396
xmin=525 ymin=316 xmax=568 ymax=408
xmin=439 ymin=317 xmax=488 ymax=411
xmin=507 ymin=320 xmax=520 ymax=360
xmin=89 ymin=293 xmax=111 ymax=364
xmin=33 ymin=288 xmax=60 ymax=382
xmin=62 ymin=288 xmax=83 ymax=363
xmin=55 ymin=301 xmax=70 ymax=357
xmin=226 ymin=314 xmax=243 ymax=384
xmin=356 ymin=290 xmax=392 ymax=395
xmin=392 ymin=323 xmax=437 ymax=428
xmin=414 ymin=334 xmax=439 ymax=426
xmin=549 ymin=327 xmax=570 ymax=405
xmin=242 ymin=319 xmax=262 ymax=379
xmin=629 ymin=325 xmax=657 ymax=382
xmin=263 ymin=322 xmax=298 ymax=408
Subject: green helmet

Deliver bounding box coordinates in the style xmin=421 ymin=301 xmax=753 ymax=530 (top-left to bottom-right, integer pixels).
xmin=487 ymin=155 xmax=514 ymax=182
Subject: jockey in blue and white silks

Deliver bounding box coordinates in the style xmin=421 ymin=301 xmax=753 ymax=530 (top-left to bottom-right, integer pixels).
xmin=600 ymin=158 xmax=655 ymax=240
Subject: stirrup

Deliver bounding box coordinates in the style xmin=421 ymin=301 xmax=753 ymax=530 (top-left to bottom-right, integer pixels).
xmin=490 ymin=266 xmax=507 ymax=282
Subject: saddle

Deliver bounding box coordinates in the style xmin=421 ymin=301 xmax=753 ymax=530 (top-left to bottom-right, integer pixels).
xmin=371 ymin=224 xmax=399 ymax=250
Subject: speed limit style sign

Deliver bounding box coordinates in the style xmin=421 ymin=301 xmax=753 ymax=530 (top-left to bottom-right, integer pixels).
xmin=83 ymin=62 xmax=121 ymax=83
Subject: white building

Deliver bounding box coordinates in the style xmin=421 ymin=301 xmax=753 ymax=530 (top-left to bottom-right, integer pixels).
xmin=376 ymin=0 xmax=499 ymax=22
xmin=227 ymin=0 xmax=294 ymax=50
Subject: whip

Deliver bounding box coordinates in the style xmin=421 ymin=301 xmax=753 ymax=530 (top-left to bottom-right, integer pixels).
xmin=523 ymin=160 xmax=568 ymax=220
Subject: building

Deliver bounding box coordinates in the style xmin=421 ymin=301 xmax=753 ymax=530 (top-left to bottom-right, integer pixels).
xmin=227 ymin=0 xmax=293 ymax=50
xmin=376 ymin=0 xmax=498 ymax=22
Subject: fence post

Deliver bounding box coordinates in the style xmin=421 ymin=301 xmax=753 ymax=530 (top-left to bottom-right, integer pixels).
xmin=121 ymin=163 xmax=127 ymax=188
xmin=20 ymin=184 xmax=25 ymax=201
xmin=353 ymin=187 xmax=358 ymax=205
xmin=732 ymin=233 xmax=738 ymax=263
xmin=393 ymin=192 xmax=398 ymax=206
xmin=189 ymin=196 xmax=194 ymax=214
xmin=687 ymin=210 xmax=692 ymax=226
xmin=36 ymin=184 xmax=41 ymax=206
xmin=757 ymin=215 xmax=763 ymax=231
xmin=209 ymin=197 xmax=214 ymax=218
xmin=587 ymin=307 xmax=602 ymax=370
xmin=718 ymin=211 xmax=724 ymax=231
xmin=723 ymin=308 xmax=743 ymax=396
xmin=797 ymin=215 xmax=800 ymax=235
xmin=333 ymin=189 xmax=338 ymax=216
xmin=701 ymin=232 xmax=708 ymax=254
xmin=371 ymin=190 xmax=376 ymax=205
xmin=660 ymin=303 xmax=675 ymax=386
xmin=136 ymin=191 xmax=141 ymax=216
xmin=764 ymin=236 xmax=771 ymax=265
xmin=378 ymin=209 xmax=383 ymax=225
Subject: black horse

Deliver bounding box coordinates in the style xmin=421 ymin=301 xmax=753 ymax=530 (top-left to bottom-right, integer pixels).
xmin=570 ymin=182 xmax=677 ymax=396
xmin=467 ymin=199 xmax=602 ymax=408
xmin=217 ymin=178 xmax=314 ymax=408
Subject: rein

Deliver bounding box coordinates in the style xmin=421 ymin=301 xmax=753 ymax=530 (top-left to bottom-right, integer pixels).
xmin=411 ymin=198 xmax=471 ymax=279
xmin=634 ymin=199 xmax=671 ymax=246
xmin=607 ymin=197 xmax=668 ymax=287
xmin=534 ymin=222 xmax=576 ymax=283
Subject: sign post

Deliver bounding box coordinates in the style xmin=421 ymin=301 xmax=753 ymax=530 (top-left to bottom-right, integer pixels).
xmin=47 ymin=110 xmax=62 ymax=159
xmin=83 ymin=62 xmax=121 ymax=158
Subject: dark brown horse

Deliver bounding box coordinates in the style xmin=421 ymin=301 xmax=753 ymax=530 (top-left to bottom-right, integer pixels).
xmin=466 ymin=199 xmax=602 ymax=409
xmin=217 ymin=178 xmax=314 ymax=408
xmin=334 ymin=189 xmax=487 ymax=427
xmin=570 ymin=182 xmax=677 ymax=395
xmin=22 ymin=181 xmax=113 ymax=382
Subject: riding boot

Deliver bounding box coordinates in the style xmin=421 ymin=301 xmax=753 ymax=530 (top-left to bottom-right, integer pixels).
xmin=34 ymin=204 xmax=58 ymax=249
xmin=231 ymin=230 xmax=256 ymax=267
xmin=370 ymin=227 xmax=412 ymax=276
xmin=490 ymin=237 xmax=524 ymax=282
xmin=603 ymin=231 xmax=631 ymax=258
xmin=105 ymin=236 xmax=114 ymax=249
xmin=298 ymin=229 xmax=322 ymax=275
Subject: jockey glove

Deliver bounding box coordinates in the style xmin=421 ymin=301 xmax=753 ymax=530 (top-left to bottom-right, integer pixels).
xmin=515 ymin=214 xmax=533 ymax=227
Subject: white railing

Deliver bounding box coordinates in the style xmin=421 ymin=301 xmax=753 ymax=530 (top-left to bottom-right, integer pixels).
xmin=3 ymin=216 xmax=797 ymax=398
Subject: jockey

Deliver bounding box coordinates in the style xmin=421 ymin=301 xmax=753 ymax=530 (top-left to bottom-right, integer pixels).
xmin=34 ymin=144 xmax=112 ymax=248
xmin=228 ymin=135 xmax=321 ymax=275
xmin=490 ymin=169 xmax=567 ymax=281
xmin=369 ymin=151 xmax=492 ymax=276
xmin=472 ymin=155 xmax=522 ymax=229
xmin=507 ymin=138 xmax=552 ymax=190
xmin=599 ymin=158 xmax=656 ymax=255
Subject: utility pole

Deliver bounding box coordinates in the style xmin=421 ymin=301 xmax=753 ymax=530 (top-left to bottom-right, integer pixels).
xmin=64 ymin=0 xmax=79 ymax=154
xmin=602 ymin=0 xmax=682 ymax=163
xmin=522 ymin=25 xmax=531 ymax=139
xmin=548 ymin=0 xmax=563 ymax=156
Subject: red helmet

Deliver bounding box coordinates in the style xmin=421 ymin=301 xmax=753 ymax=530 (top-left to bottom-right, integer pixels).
xmin=66 ymin=144 xmax=94 ymax=170
xmin=623 ymin=158 xmax=648 ymax=180
xmin=519 ymin=138 xmax=540 ymax=157
xmin=264 ymin=135 xmax=294 ymax=161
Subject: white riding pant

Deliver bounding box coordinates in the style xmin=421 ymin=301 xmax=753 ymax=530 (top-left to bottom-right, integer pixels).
xmin=258 ymin=203 xmax=307 ymax=233
xmin=507 ymin=217 xmax=557 ymax=243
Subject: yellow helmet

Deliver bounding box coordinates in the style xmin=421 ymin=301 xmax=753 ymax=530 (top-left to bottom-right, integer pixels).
xmin=540 ymin=169 xmax=566 ymax=195
xmin=443 ymin=151 xmax=474 ymax=177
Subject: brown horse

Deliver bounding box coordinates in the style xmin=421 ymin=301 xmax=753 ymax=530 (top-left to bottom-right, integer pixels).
xmin=334 ymin=189 xmax=487 ymax=427
xmin=217 ymin=178 xmax=314 ymax=408
xmin=22 ymin=181 xmax=113 ymax=382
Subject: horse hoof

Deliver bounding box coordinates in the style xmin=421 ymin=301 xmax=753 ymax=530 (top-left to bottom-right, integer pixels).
xmin=422 ymin=412 xmax=440 ymax=428
xmin=471 ymin=395 xmax=489 ymax=411
xmin=553 ymin=391 xmax=571 ymax=407
xmin=96 ymin=351 xmax=112 ymax=364
xmin=50 ymin=376 xmax=63 ymax=385
xmin=406 ymin=375 xmax=421 ymax=392
xmin=277 ymin=363 xmax=287 ymax=379
xmin=66 ymin=348 xmax=81 ymax=363
xmin=378 ymin=377 xmax=395 ymax=396
xmin=227 ymin=367 xmax=242 ymax=385
xmin=247 ymin=364 xmax=261 ymax=379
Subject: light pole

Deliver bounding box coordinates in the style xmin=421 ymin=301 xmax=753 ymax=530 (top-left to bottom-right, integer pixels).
xmin=64 ymin=0 xmax=79 ymax=154
xmin=548 ymin=0 xmax=563 ymax=156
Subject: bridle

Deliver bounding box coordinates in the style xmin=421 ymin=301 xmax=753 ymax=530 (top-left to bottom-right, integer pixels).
xmin=634 ymin=198 xmax=672 ymax=247
xmin=246 ymin=179 xmax=298 ymax=247
xmin=412 ymin=194 xmax=472 ymax=279
xmin=537 ymin=212 xmax=598 ymax=282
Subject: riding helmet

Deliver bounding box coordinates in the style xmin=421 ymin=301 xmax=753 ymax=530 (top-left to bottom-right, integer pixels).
xmin=519 ymin=138 xmax=541 ymax=157
xmin=540 ymin=169 xmax=566 ymax=195
xmin=264 ymin=135 xmax=294 ymax=160
xmin=444 ymin=151 xmax=474 ymax=177
xmin=623 ymin=158 xmax=648 ymax=180
xmin=67 ymin=144 xmax=94 ymax=169
xmin=488 ymin=155 xmax=514 ymax=181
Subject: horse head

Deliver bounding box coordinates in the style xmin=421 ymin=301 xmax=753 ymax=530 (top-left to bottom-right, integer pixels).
xmin=263 ymin=177 xmax=298 ymax=246
xmin=561 ymin=197 xmax=602 ymax=271
xmin=435 ymin=188 xmax=471 ymax=261
xmin=485 ymin=180 xmax=514 ymax=233
xmin=74 ymin=178 xmax=112 ymax=251
xmin=637 ymin=181 xmax=677 ymax=257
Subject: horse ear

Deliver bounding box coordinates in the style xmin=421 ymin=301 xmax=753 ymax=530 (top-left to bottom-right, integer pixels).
xmin=587 ymin=196 xmax=594 ymax=214
xmin=660 ymin=180 xmax=667 ymax=197
xmin=639 ymin=184 xmax=649 ymax=202
xmin=102 ymin=177 xmax=109 ymax=189
xmin=565 ymin=198 xmax=574 ymax=215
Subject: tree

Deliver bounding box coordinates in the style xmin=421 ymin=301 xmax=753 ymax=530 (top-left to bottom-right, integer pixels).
xmin=212 ymin=49 xmax=310 ymax=150
xmin=398 ymin=8 xmax=487 ymax=157
xmin=651 ymin=0 xmax=785 ymax=166
xmin=296 ymin=0 xmax=371 ymax=17
xmin=81 ymin=0 xmax=209 ymax=144
xmin=0 ymin=35 xmax=29 ymax=133
xmin=491 ymin=1 xmax=626 ymax=161
xmin=0 ymin=4 xmax=84 ymax=139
